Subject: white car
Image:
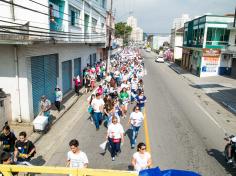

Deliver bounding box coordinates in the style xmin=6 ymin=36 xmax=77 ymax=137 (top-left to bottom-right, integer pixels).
xmin=146 ymin=48 xmax=151 ymax=52
xmin=155 ymin=56 xmax=164 ymax=63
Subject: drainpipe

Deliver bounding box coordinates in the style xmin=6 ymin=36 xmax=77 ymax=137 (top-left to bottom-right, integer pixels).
xmin=14 ymin=46 xmax=22 ymax=123
xmin=234 ymin=6 xmax=236 ymax=28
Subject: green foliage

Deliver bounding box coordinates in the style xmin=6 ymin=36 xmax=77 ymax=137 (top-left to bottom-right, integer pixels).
xmin=115 ymin=22 xmax=132 ymax=44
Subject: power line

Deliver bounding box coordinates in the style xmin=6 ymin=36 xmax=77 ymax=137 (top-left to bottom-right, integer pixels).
xmin=0 ymin=26 xmax=106 ymax=38
xmin=0 ymin=0 xmax=105 ymax=30
xmin=0 ymin=19 xmax=105 ymax=36
xmin=28 ymin=0 xmax=106 ymax=25
xmin=0 ymin=29 xmax=106 ymax=40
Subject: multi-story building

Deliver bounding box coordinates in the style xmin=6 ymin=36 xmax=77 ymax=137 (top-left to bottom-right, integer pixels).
xmin=0 ymin=0 xmax=107 ymax=123
xmin=127 ymin=16 xmax=143 ymax=42
xmin=170 ymin=14 xmax=190 ymax=61
xmin=222 ymin=22 xmax=236 ymax=77
xmin=170 ymin=27 xmax=184 ymax=60
xmin=172 ymin=14 xmax=191 ymax=30
xmin=182 ymin=15 xmax=234 ymax=77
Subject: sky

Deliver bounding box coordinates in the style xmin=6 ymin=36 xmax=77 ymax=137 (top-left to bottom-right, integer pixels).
xmin=112 ymin=0 xmax=236 ymax=33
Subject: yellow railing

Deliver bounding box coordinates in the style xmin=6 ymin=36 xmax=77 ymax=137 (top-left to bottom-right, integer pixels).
xmin=0 ymin=165 xmax=138 ymax=176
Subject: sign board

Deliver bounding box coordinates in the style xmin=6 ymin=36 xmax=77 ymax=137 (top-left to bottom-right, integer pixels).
xmin=202 ymin=48 xmax=221 ymax=57
xmin=200 ymin=56 xmax=220 ymax=77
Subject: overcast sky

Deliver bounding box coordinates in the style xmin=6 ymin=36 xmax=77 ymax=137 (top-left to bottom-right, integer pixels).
xmin=112 ymin=0 xmax=235 ymax=33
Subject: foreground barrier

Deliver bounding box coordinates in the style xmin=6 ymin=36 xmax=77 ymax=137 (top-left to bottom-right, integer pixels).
xmin=0 ymin=165 xmax=138 ymax=176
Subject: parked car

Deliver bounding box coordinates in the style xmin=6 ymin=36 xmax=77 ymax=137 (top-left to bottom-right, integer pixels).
xmin=155 ymin=56 xmax=164 ymax=63
xmin=146 ymin=48 xmax=151 ymax=52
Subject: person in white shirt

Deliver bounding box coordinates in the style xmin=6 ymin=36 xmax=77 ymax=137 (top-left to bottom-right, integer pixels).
xmin=106 ymin=116 xmax=124 ymax=161
xmin=131 ymin=142 xmax=152 ymax=172
xmin=55 ymin=88 xmax=63 ymax=112
xmin=91 ymin=93 xmax=105 ymax=130
xmin=128 ymin=106 xmax=144 ymax=148
xmin=66 ymin=139 xmax=88 ymax=168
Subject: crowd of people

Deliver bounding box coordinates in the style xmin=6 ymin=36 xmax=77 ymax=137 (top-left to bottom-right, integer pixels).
xmin=0 ymin=48 xmax=152 ymax=174
xmin=83 ymin=48 xmax=151 ymax=172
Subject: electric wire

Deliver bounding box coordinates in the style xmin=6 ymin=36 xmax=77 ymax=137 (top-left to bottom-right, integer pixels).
xmin=28 ymin=0 xmax=106 ymax=25
xmin=0 ymin=29 xmax=106 ymax=40
xmin=0 ymin=18 xmax=105 ymax=36
xmin=0 ymin=0 xmax=105 ymax=30
xmin=0 ymin=25 xmax=106 ymax=38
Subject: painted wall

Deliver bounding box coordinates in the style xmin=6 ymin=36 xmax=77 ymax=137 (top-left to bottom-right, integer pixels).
xmin=0 ymin=44 xmax=98 ymax=122
xmin=174 ymin=34 xmax=183 ymax=60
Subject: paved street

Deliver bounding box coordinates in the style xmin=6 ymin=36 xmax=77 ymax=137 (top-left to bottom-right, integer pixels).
xmin=143 ymin=51 xmax=236 ymax=176
xmin=32 ymin=50 xmax=236 ymax=176
xmin=34 ymin=89 xmax=146 ymax=171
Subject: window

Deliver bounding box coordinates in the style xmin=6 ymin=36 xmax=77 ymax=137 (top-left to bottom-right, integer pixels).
xmin=206 ymin=27 xmax=229 ymax=46
xmin=92 ymin=18 xmax=97 ymax=33
xmin=101 ymin=0 xmax=106 ymax=8
xmin=70 ymin=6 xmax=80 ymax=27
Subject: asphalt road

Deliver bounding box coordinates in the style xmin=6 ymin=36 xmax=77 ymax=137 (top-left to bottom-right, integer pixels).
xmin=34 ymin=87 xmax=146 ymax=172
xmin=142 ymin=51 xmax=236 ymax=176
xmin=33 ymin=50 xmax=236 ymax=176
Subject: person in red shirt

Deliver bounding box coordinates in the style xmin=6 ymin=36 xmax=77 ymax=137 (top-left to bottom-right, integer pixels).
xmin=73 ymin=76 xmax=80 ymax=96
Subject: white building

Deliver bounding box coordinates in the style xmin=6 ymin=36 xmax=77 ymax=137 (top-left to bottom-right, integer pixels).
xmin=127 ymin=16 xmax=137 ymax=29
xmin=222 ymin=22 xmax=236 ymax=77
xmin=171 ymin=14 xmax=190 ymax=61
xmin=172 ymin=14 xmax=191 ymax=30
xmin=0 ymin=0 xmax=107 ymax=123
xmin=127 ymin=16 xmax=143 ymax=42
xmin=152 ymin=35 xmax=170 ymax=50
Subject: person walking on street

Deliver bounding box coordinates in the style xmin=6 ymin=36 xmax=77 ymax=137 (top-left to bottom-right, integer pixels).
xmin=66 ymin=139 xmax=88 ymax=168
xmin=119 ymin=87 xmax=129 ymax=118
xmin=91 ymin=93 xmax=105 ymax=130
xmin=106 ymin=116 xmax=124 ymax=161
xmin=55 ymin=88 xmax=63 ymax=112
xmin=135 ymin=91 xmax=147 ymax=113
xmin=73 ymin=76 xmax=80 ymax=96
xmin=0 ymin=124 xmax=17 ymax=154
xmin=14 ymin=131 xmax=36 ymax=165
xmin=128 ymin=106 xmax=144 ymax=149
xmin=85 ymin=75 xmax=91 ymax=93
xmin=87 ymin=94 xmax=95 ymax=124
xmin=131 ymin=142 xmax=152 ymax=172
xmin=39 ymin=95 xmax=51 ymax=121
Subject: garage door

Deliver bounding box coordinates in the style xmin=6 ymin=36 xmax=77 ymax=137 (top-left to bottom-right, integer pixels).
xmin=62 ymin=60 xmax=72 ymax=94
xmin=31 ymin=54 xmax=58 ymax=116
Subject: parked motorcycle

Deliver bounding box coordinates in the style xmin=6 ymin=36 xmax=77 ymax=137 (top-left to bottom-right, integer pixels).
xmin=224 ymin=134 xmax=236 ymax=166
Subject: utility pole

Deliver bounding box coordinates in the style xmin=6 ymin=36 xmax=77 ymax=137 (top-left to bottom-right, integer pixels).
xmin=106 ymin=0 xmax=113 ymax=72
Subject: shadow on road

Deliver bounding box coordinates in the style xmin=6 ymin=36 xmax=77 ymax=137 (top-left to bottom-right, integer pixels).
xmin=30 ymin=155 xmax=46 ymax=166
xmin=125 ymin=128 xmax=133 ymax=146
xmin=206 ymin=149 xmax=236 ymax=175
xmin=190 ymin=84 xmax=229 ymax=89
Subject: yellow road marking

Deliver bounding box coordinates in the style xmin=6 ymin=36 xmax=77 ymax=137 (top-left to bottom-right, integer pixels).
xmin=143 ymin=108 xmax=151 ymax=153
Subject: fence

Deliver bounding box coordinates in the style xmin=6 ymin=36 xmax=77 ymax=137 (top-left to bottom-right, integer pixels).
xmin=0 ymin=165 xmax=138 ymax=176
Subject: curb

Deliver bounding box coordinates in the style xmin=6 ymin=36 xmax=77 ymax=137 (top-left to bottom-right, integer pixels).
xmin=31 ymin=94 xmax=80 ymax=144
xmin=169 ymin=65 xmax=181 ymax=74
xmin=222 ymin=102 xmax=236 ymax=115
xmin=30 ymin=82 xmax=104 ymax=144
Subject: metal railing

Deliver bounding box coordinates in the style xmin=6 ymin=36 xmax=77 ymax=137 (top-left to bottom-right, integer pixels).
xmin=0 ymin=165 xmax=138 ymax=176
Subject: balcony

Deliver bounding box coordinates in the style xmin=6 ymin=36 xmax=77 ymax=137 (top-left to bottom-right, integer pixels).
xmin=0 ymin=24 xmax=31 ymax=44
xmin=206 ymin=41 xmax=229 ymax=49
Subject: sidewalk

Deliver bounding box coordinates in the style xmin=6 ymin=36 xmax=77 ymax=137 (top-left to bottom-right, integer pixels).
xmin=166 ymin=61 xmax=236 ymax=114
xmin=10 ymin=82 xmax=102 ymax=144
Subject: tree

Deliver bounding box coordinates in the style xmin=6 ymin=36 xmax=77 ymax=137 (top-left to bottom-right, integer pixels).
xmin=115 ymin=22 xmax=132 ymax=45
